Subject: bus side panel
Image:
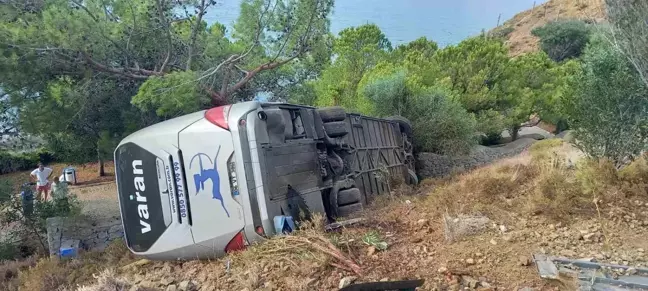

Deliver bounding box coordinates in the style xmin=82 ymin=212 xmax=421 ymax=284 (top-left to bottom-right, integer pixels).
xmin=343 ymin=114 xmax=407 ymax=205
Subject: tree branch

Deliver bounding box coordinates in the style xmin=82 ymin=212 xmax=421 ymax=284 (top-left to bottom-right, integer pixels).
xmin=202 ymin=85 xmax=226 ymax=106
xmin=197 ymin=54 xmax=239 ymax=82
xmin=69 ymin=0 xmax=98 ymax=22
xmin=186 ymin=0 xmax=208 ymax=71
xmin=219 ymin=64 xmax=232 ymax=98
xmin=225 ymin=55 xmax=298 ymax=97
xmin=82 ymin=53 xmax=150 ymax=79
xmin=124 ymin=1 xmax=137 ymax=69
xmin=520 ymin=117 xmax=542 ymax=128
xmin=155 ymin=0 xmax=172 ymax=73
xmin=70 ymin=0 xmax=134 ymax=68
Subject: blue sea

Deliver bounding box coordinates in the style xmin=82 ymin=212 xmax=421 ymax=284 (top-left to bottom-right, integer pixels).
xmin=204 ymin=0 xmax=546 ymax=47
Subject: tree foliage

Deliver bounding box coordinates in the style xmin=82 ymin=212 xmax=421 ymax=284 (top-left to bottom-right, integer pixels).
xmin=422 ymin=37 xmax=514 ymax=138
xmin=0 ymin=2 xmax=598 ymax=163
xmin=532 ymin=20 xmax=592 ymax=62
xmin=0 ymin=0 xmax=334 ymax=110
xmin=606 ymin=0 xmax=648 ymax=89
xmin=311 ymin=26 xmax=577 ymax=148
xmin=133 ymin=71 xmax=207 ymax=117
xmin=363 ymin=71 xmax=477 ymax=155
xmin=0 ymin=0 xmax=334 ymax=171
xmin=495 ymin=51 xmax=569 ymax=137
xmin=314 ymin=24 xmax=391 ymax=113
xmin=567 ymin=31 xmax=648 ymax=165
xmin=391 ymin=37 xmax=438 ymax=63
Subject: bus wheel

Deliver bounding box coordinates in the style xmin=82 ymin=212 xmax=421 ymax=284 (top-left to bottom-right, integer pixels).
xmin=324 ymin=121 xmax=349 ymax=138
xmin=337 ymin=202 xmax=363 ymax=217
xmin=317 ymin=106 xmax=347 ymax=122
xmin=407 ymin=169 xmax=419 ymax=185
xmin=337 ymin=188 xmax=361 ymax=205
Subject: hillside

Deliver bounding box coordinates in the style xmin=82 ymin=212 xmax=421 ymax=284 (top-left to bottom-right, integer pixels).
xmin=4 ymin=139 xmax=648 ymax=290
xmin=496 ymin=0 xmax=606 ymax=56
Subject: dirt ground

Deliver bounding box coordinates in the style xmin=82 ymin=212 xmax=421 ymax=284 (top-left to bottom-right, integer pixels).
xmin=72 ymin=181 xmax=120 ymax=221
xmin=66 ymin=141 xmax=648 ymax=291
xmin=0 ymin=161 xmax=121 ymax=221
xmin=7 ymin=141 xmax=648 ymax=291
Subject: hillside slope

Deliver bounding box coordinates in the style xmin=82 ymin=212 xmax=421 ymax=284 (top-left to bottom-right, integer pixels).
xmin=496 ymin=0 xmax=606 ymax=56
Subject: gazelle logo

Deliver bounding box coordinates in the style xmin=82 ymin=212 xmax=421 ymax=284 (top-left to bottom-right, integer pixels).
xmin=190 ymin=146 xmax=229 ymax=217
xmin=132 ymin=160 xmax=151 ymax=234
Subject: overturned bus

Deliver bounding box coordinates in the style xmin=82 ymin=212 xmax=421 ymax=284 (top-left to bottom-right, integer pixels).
xmin=114 ymin=101 xmax=417 ymax=260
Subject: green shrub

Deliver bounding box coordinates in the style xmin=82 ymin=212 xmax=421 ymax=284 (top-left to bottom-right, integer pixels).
xmin=567 ymin=30 xmax=648 ymax=165
xmin=408 ymin=88 xmax=478 ymax=155
xmin=491 ymin=26 xmax=514 ymax=40
xmin=31 ymin=183 xmax=82 ymax=231
xmin=363 ymin=71 xmax=477 ymax=155
xmin=575 ymin=159 xmax=619 ymax=197
xmin=0 ymin=149 xmax=56 ymax=175
xmin=34 ymin=196 xmax=83 ymax=229
xmin=44 ymin=133 xmax=96 ymax=164
xmin=475 ymin=109 xmax=506 ymax=145
xmin=532 ymin=20 xmax=592 ymax=62
xmin=0 ymin=239 xmax=20 ymax=261
xmin=0 ymin=179 xmax=82 ymax=260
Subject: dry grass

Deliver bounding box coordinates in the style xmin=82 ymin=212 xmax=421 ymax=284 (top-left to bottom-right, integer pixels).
xmin=426 ymin=141 xmax=648 ymax=223
xmin=16 ymin=239 xmax=134 ymax=291
xmin=526 ymin=162 xmax=583 ymax=218
xmin=16 ymin=144 xmax=648 ymax=290
xmin=0 ymin=256 xmax=37 ymax=291
xmin=529 ymin=138 xmax=564 ymax=162
xmin=619 ymin=157 xmax=648 ymax=183
xmin=73 ymin=269 xmax=158 ymax=291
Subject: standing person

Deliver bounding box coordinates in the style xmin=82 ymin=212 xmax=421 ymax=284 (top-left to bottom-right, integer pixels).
xmin=30 ymin=162 xmax=53 ymax=201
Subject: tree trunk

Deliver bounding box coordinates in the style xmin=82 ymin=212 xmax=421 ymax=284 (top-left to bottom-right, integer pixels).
xmin=98 ymin=147 xmax=105 ymax=177
xmin=511 ymin=125 xmax=520 ymax=141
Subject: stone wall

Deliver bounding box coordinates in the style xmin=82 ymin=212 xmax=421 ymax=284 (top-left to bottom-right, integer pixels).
xmin=46 ymin=215 xmax=123 ymax=257
xmin=416 ymin=137 xmax=539 ymax=179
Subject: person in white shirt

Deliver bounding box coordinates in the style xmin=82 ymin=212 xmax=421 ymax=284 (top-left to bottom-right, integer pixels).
xmin=30 ymin=162 xmax=53 ymax=201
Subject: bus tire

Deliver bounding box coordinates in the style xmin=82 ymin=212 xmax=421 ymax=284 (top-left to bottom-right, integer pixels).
xmin=324 ymin=121 xmax=348 ymax=138
xmin=337 ymin=202 xmax=363 ymax=217
xmin=337 ymin=188 xmax=361 ymax=206
xmin=387 ymin=116 xmax=413 ymax=138
xmin=317 ymin=107 xmax=347 ymax=122
xmin=407 ymin=169 xmax=419 ymax=185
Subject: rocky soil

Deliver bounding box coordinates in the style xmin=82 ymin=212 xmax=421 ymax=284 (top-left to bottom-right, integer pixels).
xmin=78 ymin=139 xmax=648 ymax=291
xmin=11 ymin=134 xmax=648 ymax=291
xmin=105 ymin=196 xmax=648 ymax=291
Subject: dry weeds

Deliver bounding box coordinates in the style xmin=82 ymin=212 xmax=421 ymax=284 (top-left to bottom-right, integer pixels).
xmin=15 ymin=239 xmax=134 ymax=291
xmin=9 ymin=143 xmax=648 ymax=290
xmin=0 ymin=256 xmax=36 ymax=291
